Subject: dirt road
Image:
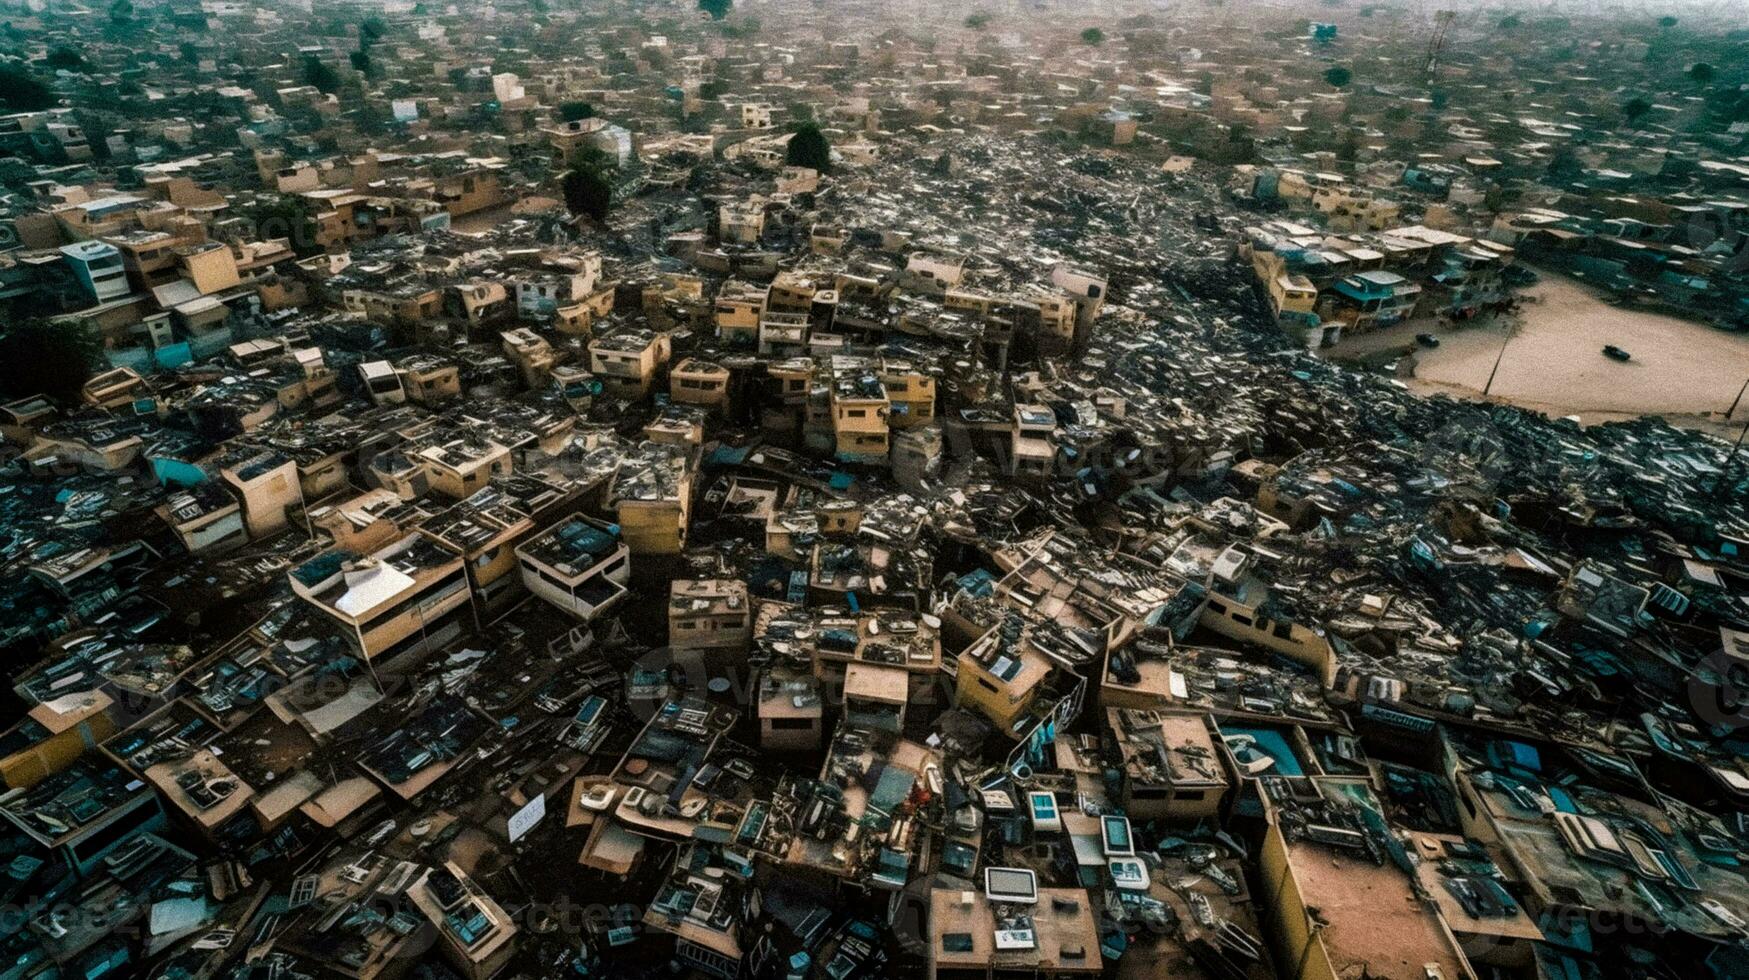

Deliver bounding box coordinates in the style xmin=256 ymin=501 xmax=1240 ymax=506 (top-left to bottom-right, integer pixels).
xmin=1333 ymin=270 xmax=1749 ymax=428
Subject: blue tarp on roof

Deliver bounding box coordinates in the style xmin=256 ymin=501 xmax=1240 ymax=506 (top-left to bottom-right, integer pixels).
xmin=708 ymin=444 xmax=751 ymax=467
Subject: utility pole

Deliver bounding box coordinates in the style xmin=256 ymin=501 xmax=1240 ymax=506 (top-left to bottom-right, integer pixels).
xmin=1726 ymin=376 xmax=1749 ymax=421
xmin=1482 ymin=323 xmax=1512 ymax=398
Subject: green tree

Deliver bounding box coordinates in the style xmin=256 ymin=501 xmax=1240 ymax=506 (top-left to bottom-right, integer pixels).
xmin=42 ymin=46 xmax=85 ymax=72
xmin=785 ymin=122 xmax=831 ymax=172
xmin=1336 ymin=130 xmax=1360 ymax=162
xmin=354 ymin=100 xmax=392 ymax=135
xmin=559 ymin=100 xmax=596 ymax=121
xmin=965 ymin=12 xmax=991 ymax=29
xmin=1080 ymin=27 xmax=1105 ymax=46
xmin=0 ymin=64 xmax=56 ymax=110
xmin=1324 ymin=65 xmax=1352 ymax=88
xmin=562 ymin=165 xmax=613 ymax=222
xmin=1622 ymin=96 xmax=1653 ymax=124
xmin=349 ymin=50 xmax=373 ymax=76
xmin=108 ymin=0 xmax=134 ymax=23
xmin=1689 ymin=62 xmax=1715 ymax=84
xmin=302 ymin=56 xmax=340 ymax=94
xmin=0 ymin=320 xmax=101 ymax=404
xmin=698 ymin=0 xmax=732 ymax=20
xmin=360 ymin=15 xmax=387 ymax=47
xmin=1657 ymin=15 xmax=1678 ymax=28
xmin=1546 ymin=146 xmax=1582 ymax=181
xmin=179 ymin=41 xmax=200 ymax=63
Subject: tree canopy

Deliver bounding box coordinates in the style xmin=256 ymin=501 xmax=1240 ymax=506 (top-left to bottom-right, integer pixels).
xmin=0 ymin=320 xmax=101 ymax=404
xmin=0 ymin=64 xmax=56 ymax=111
xmin=1622 ymin=96 xmax=1653 ymax=123
xmin=302 ymin=56 xmax=340 ymax=94
xmin=965 ymin=12 xmax=991 ymax=29
xmin=359 ymin=15 xmax=387 ymax=47
xmin=1324 ymin=65 xmax=1352 ymax=88
xmin=42 ymin=46 xmax=84 ymax=72
xmin=1079 ymin=27 xmax=1104 ymax=46
xmin=698 ymin=0 xmax=732 ymax=21
xmin=786 ymin=122 xmax=831 ymax=173
xmin=562 ymin=165 xmax=613 ymax=222
xmin=560 ymin=100 xmax=596 ymax=122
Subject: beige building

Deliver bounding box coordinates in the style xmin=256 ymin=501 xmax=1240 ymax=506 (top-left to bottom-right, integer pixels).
xmin=668 ymin=579 xmax=751 ymax=653
xmin=218 ymin=449 xmax=305 ymax=539
xmin=829 ymin=355 xmax=889 ymax=463
xmin=757 ymin=669 xmax=823 ymax=752
xmin=669 ymin=357 xmax=732 ymax=412
xmin=880 ymin=358 xmax=936 ymax=430
xmin=1107 ymin=708 xmax=1229 ymax=822
xmin=417 ymin=438 xmax=512 ymax=500
xmin=610 ymin=442 xmax=693 ymax=555
xmin=501 ymin=327 xmax=560 ymax=388
xmin=397 ymin=355 xmax=462 ymax=406
xmin=589 ymin=329 xmax=671 ymax=401
xmin=516 ymin=514 xmax=632 ymax=621
xmin=714 ymin=280 xmax=766 ymax=347
xmin=289 ymin=534 xmax=471 ymax=661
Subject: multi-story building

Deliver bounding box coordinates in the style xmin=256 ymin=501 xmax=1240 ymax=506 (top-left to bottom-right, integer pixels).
xmin=60 ymin=241 xmax=130 ymax=303
xmin=421 ymin=475 xmax=573 ymax=623
xmin=289 ymin=534 xmax=471 ymax=661
xmin=611 ymin=441 xmax=694 ymax=555
xmin=829 ymin=355 xmax=889 ymax=463
xmin=670 ymin=357 xmax=732 ymax=411
xmin=1106 ymin=708 xmax=1230 ymax=822
xmin=589 ymin=328 xmax=671 ymax=401
xmin=516 ymin=514 xmax=631 ymax=620
xmin=668 ymin=579 xmax=751 ymax=653
xmin=1329 ymin=269 xmax=1422 ymax=331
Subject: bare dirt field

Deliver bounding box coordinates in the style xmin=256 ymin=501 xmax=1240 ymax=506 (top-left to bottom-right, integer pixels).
xmin=1331 ymin=270 xmax=1749 ymax=432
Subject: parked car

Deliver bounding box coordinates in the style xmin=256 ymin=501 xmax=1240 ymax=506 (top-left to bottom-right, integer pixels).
xmin=1602 ymin=345 xmax=1631 ymax=362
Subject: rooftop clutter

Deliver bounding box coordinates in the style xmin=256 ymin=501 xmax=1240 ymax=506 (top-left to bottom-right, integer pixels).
xmin=0 ymin=3 xmax=1744 ymax=980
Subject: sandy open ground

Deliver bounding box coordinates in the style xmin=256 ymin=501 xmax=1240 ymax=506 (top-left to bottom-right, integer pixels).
xmin=1332 ymin=270 xmax=1749 ymax=429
